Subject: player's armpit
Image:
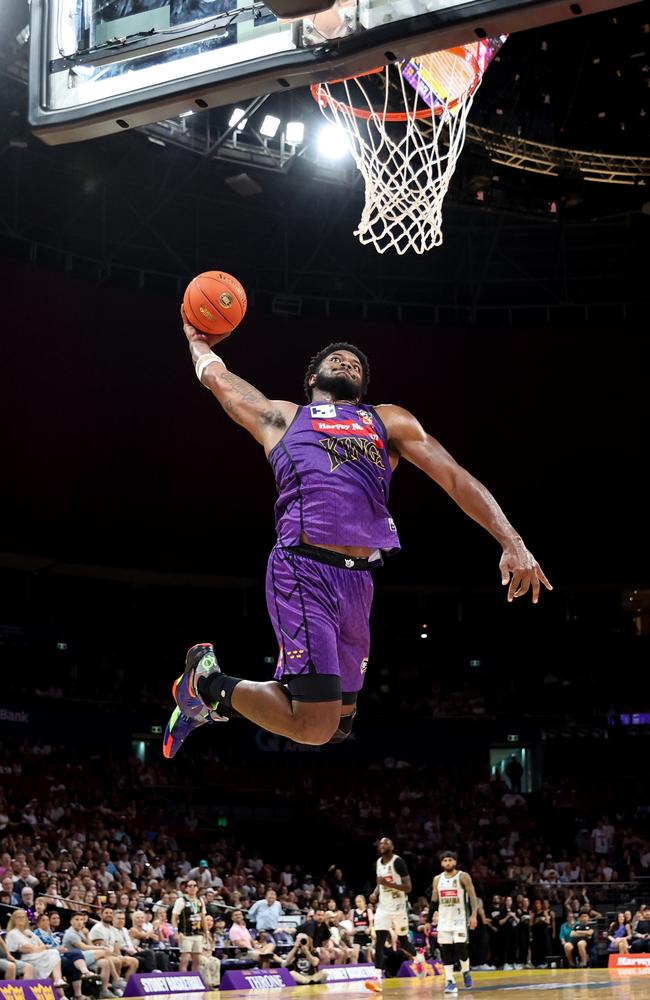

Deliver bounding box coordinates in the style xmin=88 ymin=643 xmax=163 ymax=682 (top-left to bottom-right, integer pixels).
xmin=376 ymin=404 xmax=462 ymax=494
xmin=203 ymin=364 xmax=298 ymax=449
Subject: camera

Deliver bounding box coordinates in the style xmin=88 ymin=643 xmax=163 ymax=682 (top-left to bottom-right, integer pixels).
xmin=298 ymin=934 xmax=308 ymax=945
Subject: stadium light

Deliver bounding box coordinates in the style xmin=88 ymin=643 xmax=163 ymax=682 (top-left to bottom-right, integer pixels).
xmin=317 ymin=124 xmax=349 ymax=159
xmin=229 ymin=108 xmax=248 ymax=130
xmin=285 ymin=121 xmax=305 ymax=145
xmin=260 ymin=115 xmax=281 ymax=139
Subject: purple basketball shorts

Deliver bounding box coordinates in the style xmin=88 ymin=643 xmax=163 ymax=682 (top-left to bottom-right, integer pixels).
xmin=266 ymin=545 xmax=374 ymax=698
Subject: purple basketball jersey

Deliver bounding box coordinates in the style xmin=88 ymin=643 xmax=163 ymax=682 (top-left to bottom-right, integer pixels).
xmin=268 ymin=403 xmax=400 ymax=553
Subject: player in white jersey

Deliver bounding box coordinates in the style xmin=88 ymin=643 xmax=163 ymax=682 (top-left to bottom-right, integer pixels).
xmin=425 ymin=851 xmax=478 ymax=995
xmin=365 ymin=837 xmax=415 ymax=992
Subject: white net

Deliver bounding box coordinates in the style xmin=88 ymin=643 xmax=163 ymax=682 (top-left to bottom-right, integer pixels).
xmin=312 ymin=48 xmax=483 ymax=255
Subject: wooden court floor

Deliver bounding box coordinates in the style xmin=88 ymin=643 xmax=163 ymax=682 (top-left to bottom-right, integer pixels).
xmin=209 ymin=968 xmax=650 ymax=999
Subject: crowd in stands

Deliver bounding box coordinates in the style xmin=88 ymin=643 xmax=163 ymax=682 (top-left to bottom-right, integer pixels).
xmin=2 ymin=736 xmax=650 ymax=992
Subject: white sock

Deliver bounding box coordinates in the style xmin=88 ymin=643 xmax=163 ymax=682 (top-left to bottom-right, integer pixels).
xmin=460 ymin=959 xmax=470 ymax=973
xmin=444 ymin=965 xmax=454 ymax=981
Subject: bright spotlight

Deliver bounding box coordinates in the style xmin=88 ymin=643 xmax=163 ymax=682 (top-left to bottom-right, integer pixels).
xmin=229 ymin=107 xmax=248 ymax=130
xmin=285 ymin=121 xmax=305 ymax=145
xmin=260 ymin=115 xmax=281 ymax=138
xmin=317 ymin=124 xmax=349 ymax=160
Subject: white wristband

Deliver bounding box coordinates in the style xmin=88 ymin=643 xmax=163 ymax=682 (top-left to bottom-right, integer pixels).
xmin=195 ymin=352 xmax=225 ymax=383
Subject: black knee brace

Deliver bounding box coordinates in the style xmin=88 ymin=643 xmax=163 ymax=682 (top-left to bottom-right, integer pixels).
xmin=328 ymin=710 xmax=356 ymax=744
xmin=456 ymin=943 xmax=469 ymax=962
xmin=441 ymin=944 xmax=455 ymax=966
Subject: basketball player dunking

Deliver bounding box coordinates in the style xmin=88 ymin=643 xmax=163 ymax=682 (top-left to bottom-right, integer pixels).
xmin=163 ymin=312 xmax=552 ymax=757
xmin=426 ymin=851 xmax=478 ymax=994
xmin=366 ymin=837 xmax=415 ymax=991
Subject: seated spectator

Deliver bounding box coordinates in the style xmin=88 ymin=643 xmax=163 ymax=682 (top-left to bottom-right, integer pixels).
xmin=89 ymin=906 xmax=138 ymax=983
xmin=130 ymin=910 xmax=170 ymax=971
xmin=228 ymin=909 xmax=262 ymax=961
xmin=62 ymin=912 xmax=117 ymax=1000
xmin=1 ymin=931 xmax=35 ymax=980
xmin=283 ymin=933 xmax=327 ymax=985
xmin=326 ymin=912 xmax=358 ymax=964
xmin=631 ymin=906 xmax=650 ymax=952
xmin=199 ymin=915 xmax=221 ymax=988
xmin=112 ymin=910 xmax=157 ymax=974
xmin=5 ymin=910 xmax=66 ymax=987
xmin=559 ymin=913 xmax=576 ymax=966
xmin=566 ymin=912 xmax=596 ymax=968
xmin=34 ymin=912 xmax=97 ymax=999
xmin=608 ymin=912 xmax=632 ymax=955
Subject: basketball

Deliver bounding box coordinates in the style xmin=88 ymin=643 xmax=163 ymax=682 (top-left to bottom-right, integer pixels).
xmin=183 ymin=271 xmax=247 ymax=336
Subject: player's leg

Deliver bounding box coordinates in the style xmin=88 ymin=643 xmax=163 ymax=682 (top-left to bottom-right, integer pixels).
xmin=163 ymin=548 xmax=344 ymax=756
xmin=439 ymin=933 xmax=458 ymax=994
xmin=330 ymin=567 xmax=373 ymax=742
xmin=454 ymin=933 xmax=472 ymax=990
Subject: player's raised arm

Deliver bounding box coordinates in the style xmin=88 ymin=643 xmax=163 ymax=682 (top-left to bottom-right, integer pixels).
xmin=378 ymin=403 xmax=552 ymax=604
xmin=181 ymin=306 xmax=297 ymax=450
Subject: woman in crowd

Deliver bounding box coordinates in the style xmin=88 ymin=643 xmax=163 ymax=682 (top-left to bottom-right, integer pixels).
xmin=34 ymin=912 xmax=98 ymax=998
xmin=608 ymin=912 xmax=632 ymax=955
xmin=198 ymin=914 xmax=221 ymax=988
xmin=5 ymin=910 xmax=67 ymax=986
xmin=350 ymin=893 xmax=374 ymax=963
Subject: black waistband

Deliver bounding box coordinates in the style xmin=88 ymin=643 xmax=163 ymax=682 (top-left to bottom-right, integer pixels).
xmin=285 ymin=543 xmax=382 ymax=571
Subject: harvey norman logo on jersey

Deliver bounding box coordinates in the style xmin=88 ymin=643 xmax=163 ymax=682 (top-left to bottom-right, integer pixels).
xmin=311 ymin=418 xmax=384 ymax=447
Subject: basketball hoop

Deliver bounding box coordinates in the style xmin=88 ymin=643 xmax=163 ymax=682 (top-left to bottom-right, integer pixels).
xmin=311 ymin=46 xmax=485 ymax=254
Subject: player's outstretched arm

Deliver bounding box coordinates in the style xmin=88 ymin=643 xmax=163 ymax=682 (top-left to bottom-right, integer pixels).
xmin=181 ymin=307 xmax=297 ymax=450
xmin=378 ymin=404 xmax=552 ymax=604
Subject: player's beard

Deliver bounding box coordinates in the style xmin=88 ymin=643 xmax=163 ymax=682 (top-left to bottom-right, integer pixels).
xmin=314 ymin=370 xmax=359 ymax=403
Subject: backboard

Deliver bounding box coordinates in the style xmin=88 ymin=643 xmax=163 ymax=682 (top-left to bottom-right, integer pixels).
xmin=29 ymin=0 xmax=641 ymax=144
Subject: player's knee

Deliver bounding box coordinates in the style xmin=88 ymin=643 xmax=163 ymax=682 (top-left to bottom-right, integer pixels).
xmin=292 ymin=709 xmax=339 ymax=745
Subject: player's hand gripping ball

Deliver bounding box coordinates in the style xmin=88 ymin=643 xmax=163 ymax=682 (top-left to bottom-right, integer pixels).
xmin=182 ymin=271 xmax=247 ymax=337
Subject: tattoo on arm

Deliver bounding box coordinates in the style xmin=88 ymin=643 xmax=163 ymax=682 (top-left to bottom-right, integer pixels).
xmin=217 ymin=371 xmax=287 ymax=429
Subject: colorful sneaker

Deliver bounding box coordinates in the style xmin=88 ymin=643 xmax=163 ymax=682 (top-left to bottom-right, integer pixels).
xmin=463 ymin=972 xmax=473 ymax=989
xmin=364 ymin=979 xmax=382 ymax=993
xmin=163 ymin=643 xmax=227 ymax=759
xmin=443 ymin=983 xmax=458 ymax=996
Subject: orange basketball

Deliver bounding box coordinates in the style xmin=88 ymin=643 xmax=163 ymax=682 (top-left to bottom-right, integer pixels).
xmin=183 ymin=271 xmax=247 ymax=336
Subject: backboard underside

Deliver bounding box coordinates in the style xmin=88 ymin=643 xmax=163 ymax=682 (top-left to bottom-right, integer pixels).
xmin=29 ymin=0 xmax=642 ymax=144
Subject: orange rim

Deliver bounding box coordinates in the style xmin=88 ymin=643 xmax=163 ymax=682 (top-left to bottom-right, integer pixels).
xmin=310 ymin=49 xmax=481 ymax=122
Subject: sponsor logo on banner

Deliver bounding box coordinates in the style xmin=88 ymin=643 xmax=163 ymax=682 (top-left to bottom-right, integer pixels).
xmin=609 ymin=953 xmax=650 ymax=970
xmin=310 ymin=404 xmax=337 ymax=418
xmin=220 ymin=968 xmax=295 ymax=990
xmin=123 ymin=972 xmax=206 ymax=996
xmin=311 ymin=419 xmax=384 ymax=447
xmin=323 ymin=964 xmax=378 ymax=983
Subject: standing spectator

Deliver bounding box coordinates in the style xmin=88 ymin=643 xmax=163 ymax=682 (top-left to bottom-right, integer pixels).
xmin=505 ymin=756 xmax=524 ymax=793
xmin=186 ymin=861 xmax=212 ymax=889
xmin=515 ymin=897 xmax=532 ymax=968
xmin=172 ymin=880 xmax=207 ymax=973
xmin=327 ymin=867 xmax=349 ymax=907
xmin=531 ymin=911 xmax=553 ymax=968
xmin=5 ymin=910 xmax=66 ymax=986
xmin=248 ymin=890 xmax=283 ymax=934
xmin=498 ymin=897 xmax=519 ymax=970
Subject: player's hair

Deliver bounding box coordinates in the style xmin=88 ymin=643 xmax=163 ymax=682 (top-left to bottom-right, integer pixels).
xmin=303 ymin=342 xmax=370 ymax=402
xmin=439 ymin=850 xmax=458 ymax=862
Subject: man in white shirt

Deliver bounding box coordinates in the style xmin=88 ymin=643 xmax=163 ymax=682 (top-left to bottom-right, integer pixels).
xmin=89 ymin=907 xmax=139 ymax=981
